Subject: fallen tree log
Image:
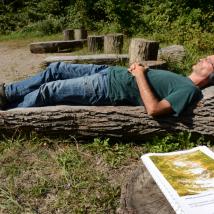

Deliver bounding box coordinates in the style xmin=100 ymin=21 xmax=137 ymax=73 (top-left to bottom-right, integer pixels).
xmin=44 ymin=54 xmax=129 ymax=66
xmin=43 ymin=54 xmax=166 ymax=68
xmin=30 ymin=40 xmax=87 ymax=53
xmin=0 ymin=86 xmax=213 ymax=139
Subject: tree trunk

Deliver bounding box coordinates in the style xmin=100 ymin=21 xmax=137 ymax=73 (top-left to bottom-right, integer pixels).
xmin=0 ymin=86 xmax=213 ymax=140
xmin=117 ymin=163 xmax=175 ymax=214
xmin=43 ymin=54 xmax=166 ymax=68
xmin=118 ymin=147 xmax=214 ymax=214
xmin=74 ymin=28 xmax=88 ymax=40
xmin=63 ymin=29 xmax=74 ymax=40
xmin=87 ymin=35 xmax=104 ymax=53
xmin=158 ymin=45 xmax=185 ymax=63
xmin=104 ymin=34 xmax=124 ymax=54
xmin=30 ymin=40 xmax=87 ymax=53
xmin=129 ymin=38 xmax=159 ymax=65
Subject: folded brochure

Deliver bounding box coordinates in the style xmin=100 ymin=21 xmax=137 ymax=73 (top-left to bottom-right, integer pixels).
xmin=141 ymin=146 xmax=214 ymax=214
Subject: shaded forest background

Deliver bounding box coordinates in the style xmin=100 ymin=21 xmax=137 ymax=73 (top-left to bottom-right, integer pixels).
xmin=0 ymin=0 xmax=213 ymax=51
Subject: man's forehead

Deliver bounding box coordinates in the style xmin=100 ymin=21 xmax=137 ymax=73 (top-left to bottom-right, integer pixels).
xmin=207 ymin=55 xmax=214 ymax=61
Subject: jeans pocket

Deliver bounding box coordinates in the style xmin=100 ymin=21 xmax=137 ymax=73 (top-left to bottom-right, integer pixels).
xmin=84 ymin=76 xmax=94 ymax=94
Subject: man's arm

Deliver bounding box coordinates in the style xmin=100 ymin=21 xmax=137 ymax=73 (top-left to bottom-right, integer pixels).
xmin=128 ymin=63 xmax=173 ymax=116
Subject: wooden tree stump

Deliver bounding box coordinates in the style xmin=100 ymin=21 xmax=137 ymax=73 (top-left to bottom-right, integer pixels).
xmin=104 ymin=33 xmax=124 ymax=54
xmin=87 ymin=35 xmax=104 ymax=53
xmin=74 ymin=28 xmax=88 ymax=40
xmin=129 ymin=38 xmax=159 ymax=64
xmin=63 ymin=29 xmax=74 ymax=40
xmin=117 ymin=162 xmax=175 ymax=214
xmin=158 ymin=45 xmax=185 ymax=63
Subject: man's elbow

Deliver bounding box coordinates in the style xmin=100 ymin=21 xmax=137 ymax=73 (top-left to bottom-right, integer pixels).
xmin=146 ymin=107 xmax=171 ymax=117
xmin=146 ymin=100 xmax=172 ymax=116
xmin=147 ymin=111 xmax=158 ymax=117
xmin=146 ymin=108 xmax=159 ymax=117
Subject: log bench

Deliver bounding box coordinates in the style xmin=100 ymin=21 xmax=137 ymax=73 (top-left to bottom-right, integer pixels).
xmin=104 ymin=34 xmax=124 ymax=54
xmin=30 ymin=40 xmax=87 ymax=53
xmin=43 ymin=54 xmax=166 ymax=67
xmin=87 ymin=35 xmax=104 ymax=53
xmin=129 ymin=38 xmax=159 ymax=64
xmin=42 ymin=44 xmax=185 ymax=66
xmin=43 ymin=54 xmax=129 ymax=66
xmin=0 ymin=87 xmax=213 ymax=214
xmin=0 ymin=86 xmax=213 ymax=140
xmin=158 ymin=45 xmax=185 ymax=63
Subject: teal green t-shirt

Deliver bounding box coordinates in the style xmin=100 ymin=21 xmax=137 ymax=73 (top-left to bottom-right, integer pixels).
xmin=107 ymin=67 xmax=202 ymax=116
xmin=107 ymin=66 xmax=143 ymax=106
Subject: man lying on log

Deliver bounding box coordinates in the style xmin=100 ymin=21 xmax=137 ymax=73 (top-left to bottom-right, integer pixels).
xmin=0 ymin=55 xmax=213 ymax=116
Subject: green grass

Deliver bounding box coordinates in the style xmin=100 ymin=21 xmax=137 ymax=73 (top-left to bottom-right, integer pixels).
xmin=0 ymin=32 xmax=63 ymax=43
xmin=0 ymin=133 xmax=212 ymax=213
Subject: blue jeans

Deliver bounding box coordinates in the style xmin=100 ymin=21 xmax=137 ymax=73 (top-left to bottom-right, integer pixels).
xmin=5 ymin=62 xmax=111 ymax=108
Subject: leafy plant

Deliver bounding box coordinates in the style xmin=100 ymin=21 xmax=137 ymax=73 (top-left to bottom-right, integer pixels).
xmin=144 ymin=132 xmax=209 ymax=153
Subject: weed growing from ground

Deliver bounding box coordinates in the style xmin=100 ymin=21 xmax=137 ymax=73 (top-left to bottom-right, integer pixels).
xmin=144 ymin=132 xmax=210 ymax=153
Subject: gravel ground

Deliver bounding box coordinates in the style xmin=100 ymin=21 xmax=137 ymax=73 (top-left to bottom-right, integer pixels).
xmin=0 ymin=40 xmax=68 ymax=83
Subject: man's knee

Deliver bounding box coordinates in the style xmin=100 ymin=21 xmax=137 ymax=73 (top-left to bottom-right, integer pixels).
xmin=48 ymin=62 xmax=63 ymax=72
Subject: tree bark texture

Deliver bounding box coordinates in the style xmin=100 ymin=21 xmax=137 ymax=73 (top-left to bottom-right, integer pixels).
xmin=0 ymin=86 xmax=213 ymax=140
xmin=30 ymin=40 xmax=87 ymax=53
xmin=87 ymin=35 xmax=104 ymax=53
xmin=63 ymin=29 xmax=74 ymax=40
xmin=74 ymin=28 xmax=88 ymax=40
xmin=129 ymin=38 xmax=159 ymax=65
xmin=104 ymin=34 xmax=124 ymax=54
xmin=158 ymin=45 xmax=185 ymax=63
xmin=117 ymin=163 xmax=175 ymax=214
xmin=43 ymin=54 xmax=166 ymax=68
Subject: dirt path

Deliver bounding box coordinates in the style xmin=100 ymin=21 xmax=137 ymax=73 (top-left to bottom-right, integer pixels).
xmin=0 ymin=40 xmax=68 ymax=83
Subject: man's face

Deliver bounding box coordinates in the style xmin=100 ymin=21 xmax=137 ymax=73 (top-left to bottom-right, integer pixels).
xmin=192 ymin=55 xmax=214 ymax=77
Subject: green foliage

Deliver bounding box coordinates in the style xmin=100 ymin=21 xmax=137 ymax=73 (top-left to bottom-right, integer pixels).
xmin=66 ymin=0 xmax=88 ymax=29
xmin=20 ymin=16 xmax=65 ymax=35
xmin=1 ymin=0 xmax=213 ymax=48
xmin=0 ymin=0 xmax=66 ymax=34
xmin=144 ymin=132 xmax=209 ymax=153
xmin=85 ymin=138 xmax=138 ymax=167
